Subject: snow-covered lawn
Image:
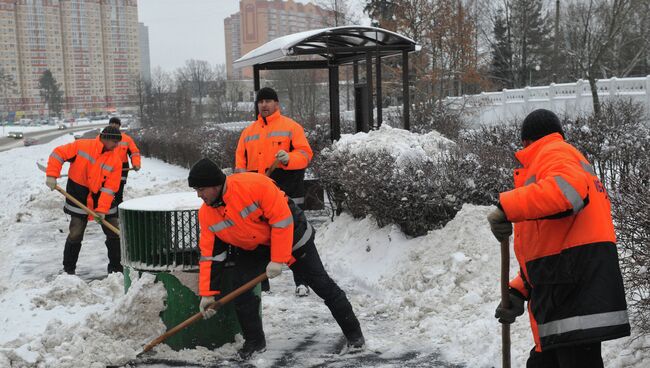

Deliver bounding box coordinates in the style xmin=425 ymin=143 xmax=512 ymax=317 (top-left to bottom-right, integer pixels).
xmin=0 ymin=134 xmax=648 ymax=367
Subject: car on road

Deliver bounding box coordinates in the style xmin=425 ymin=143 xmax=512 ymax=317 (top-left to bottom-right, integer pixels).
xmin=7 ymin=131 xmax=23 ymax=139
xmin=57 ymin=124 xmax=67 ymax=130
xmin=23 ymin=137 xmax=38 ymax=146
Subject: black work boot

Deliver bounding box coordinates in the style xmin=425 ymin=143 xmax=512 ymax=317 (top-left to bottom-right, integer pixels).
xmin=326 ymin=292 xmax=364 ymax=349
xmin=63 ymin=241 xmax=82 ymax=275
xmin=238 ymin=338 xmax=267 ymax=360
xmin=105 ymin=238 xmax=123 ymax=273
xmin=235 ymin=296 xmax=266 ymax=360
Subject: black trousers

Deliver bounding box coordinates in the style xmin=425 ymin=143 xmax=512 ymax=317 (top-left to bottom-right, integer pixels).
xmin=229 ymin=237 xmax=362 ymax=344
xmin=64 ymin=215 xmax=121 ymax=273
xmin=526 ymin=342 xmax=604 ymax=368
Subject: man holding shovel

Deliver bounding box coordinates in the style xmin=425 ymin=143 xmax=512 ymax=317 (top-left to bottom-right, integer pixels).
xmin=189 ymin=158 xmax=364 ymax=360
xmin=45 ymin=126 xmax=124 ymax=275
xmin=235 ymin=87 xmax=314 ymax=297
xmin=487 ymin=109 xmax=630 ymax=367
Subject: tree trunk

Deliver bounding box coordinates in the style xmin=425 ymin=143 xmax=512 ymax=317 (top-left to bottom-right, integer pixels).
xmin=587 ymin=74 xmax=601 ymax=118
xmin=553 ymin=0 xmax=560 ymax=81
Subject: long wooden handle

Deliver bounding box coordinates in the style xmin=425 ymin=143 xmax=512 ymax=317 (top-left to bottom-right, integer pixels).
xmin=265 ymin=159 xmax=281 ymax=177
xmin=54 ymin=184 xmax=121 ymax=236
xmin=500 ymin=237 xmax=511 ymax=368
xmin=139 ymin=272 xmax=268 ymax=355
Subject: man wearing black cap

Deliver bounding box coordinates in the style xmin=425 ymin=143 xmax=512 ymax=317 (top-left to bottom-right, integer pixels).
xmin=235 ymin=87 xmax=314 ymax=297
xmin=486 ymin=109 xmax=629 ymax=367
xmin=108 ymin=117 xmax=141 ymax=205
xmin=189 ymin=158 xmax=364 ymax=360
xmin=45 ymin=126 xmax=125 ymax=274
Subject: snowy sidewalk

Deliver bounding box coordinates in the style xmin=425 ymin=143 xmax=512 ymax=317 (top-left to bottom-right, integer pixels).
xmin=0 ymin=134 xmax=648 ymax=367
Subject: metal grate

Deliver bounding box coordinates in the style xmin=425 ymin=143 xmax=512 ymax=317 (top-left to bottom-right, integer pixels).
xmin=119 ymin=208 xmax=200 ymax=271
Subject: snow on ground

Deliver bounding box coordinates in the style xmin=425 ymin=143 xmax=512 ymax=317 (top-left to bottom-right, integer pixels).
xmin=0 ymin=130 xmax=649 ymax=367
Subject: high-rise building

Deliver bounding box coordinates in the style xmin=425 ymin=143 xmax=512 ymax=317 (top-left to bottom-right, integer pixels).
xmin=138 ymin=22 xmax=150 ymax=82
xmin=224 ymin=0 xmax=333 ymax=80
xmin=0 ymin=0 xmax=141 ymax=117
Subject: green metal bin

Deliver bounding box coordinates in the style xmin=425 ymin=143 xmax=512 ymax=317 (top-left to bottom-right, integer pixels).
xmin=119 ymin=192 xmax=257 ymax=350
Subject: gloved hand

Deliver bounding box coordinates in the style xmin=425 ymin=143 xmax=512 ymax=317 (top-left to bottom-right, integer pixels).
xmin=199 ymin=296 xmax=218 ymax=320
xmin=275 ymin=150 xmax=290 ymax=165
xmin=266 ymin=261 xmax=283 ymax=279
xmin=133 ymin=165 xmax=140 ymax=172
xmin=495 ymin=291 xmax=526 ymax=324
xmin=95 ymin=213 xmax=106 ymax=223
xmin=46 ymin=176 xmax=57 ymax=191
xmin=487 ymin=207 xmax=512 ymax=241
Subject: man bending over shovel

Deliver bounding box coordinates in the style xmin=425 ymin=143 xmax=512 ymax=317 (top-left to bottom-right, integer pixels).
xmin=188 ymin=158 xmax=365 ymax=360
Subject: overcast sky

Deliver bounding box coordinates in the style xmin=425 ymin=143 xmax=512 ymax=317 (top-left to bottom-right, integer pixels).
xmin=138 ymin=0 xmax=333 ymax=72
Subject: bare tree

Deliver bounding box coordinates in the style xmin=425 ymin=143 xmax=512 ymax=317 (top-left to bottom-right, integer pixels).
xmin=317 ymin=0 xmax=361 ymax=26
xmin=131 ymin=74 xmax=150 ymax=126
xmin=176 ymin=59 xmax=216 ymax=123
xmin=563 ymin=0 xmax=635 ymax=117
xmin=146 ymin=67 xmax=174 ymax=127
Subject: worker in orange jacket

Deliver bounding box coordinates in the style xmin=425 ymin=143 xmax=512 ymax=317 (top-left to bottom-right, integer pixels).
xmin=188 ymin=158 xmax=364 ymax=360
xmin=108 ymin=117 xmax=141 ymax=205
xmin=487 ymin=109 xmax=629 ymax=368
xmin=235 ymin=87 xmax=314 ymax=297
xmin=45 ymin=126 xmax=124 ymax=275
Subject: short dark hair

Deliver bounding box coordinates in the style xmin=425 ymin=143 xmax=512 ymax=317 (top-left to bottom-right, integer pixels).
xmin=109 ymin=117 xmax=121 ymax=126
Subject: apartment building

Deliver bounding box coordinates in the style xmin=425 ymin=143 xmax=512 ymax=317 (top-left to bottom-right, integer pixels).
xmin=0 ymin=0 xmax=140 ymax=117
xmin=224 ymin=0 xmax=333 ymax=80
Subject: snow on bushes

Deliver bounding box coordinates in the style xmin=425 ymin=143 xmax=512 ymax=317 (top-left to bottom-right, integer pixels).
xmin=316 ymin=123 xmax=519 ymax=236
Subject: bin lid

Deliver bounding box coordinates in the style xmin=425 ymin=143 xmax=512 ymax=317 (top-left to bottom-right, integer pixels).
xmin=119 ymin=192 xmax=203 ymax=212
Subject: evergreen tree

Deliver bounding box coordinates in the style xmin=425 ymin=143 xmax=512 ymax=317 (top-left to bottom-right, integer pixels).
xmin=364 ymin=0 xmax=397 ymax=29
xmin=490 ymin=10 xmax=513 ymax=89
xmin=38 ymin=70 xmax=63 ymax=118
xmin=510 ymin=0 xmax=552 ymax=87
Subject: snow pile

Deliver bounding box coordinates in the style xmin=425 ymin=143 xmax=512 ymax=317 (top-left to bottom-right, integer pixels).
xmin=316 ymin=205 xmax=650 ymax=367
xmin=331 ymin=124 xmax=453 ymax=166
xmin=0 ymin=272 xmax=166 ymax=368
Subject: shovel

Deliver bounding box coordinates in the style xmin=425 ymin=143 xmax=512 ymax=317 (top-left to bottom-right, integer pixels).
xmin=500 ymin=237 xmax=511 ymax=368
xmin=120 ymin=272 xmax=269 ymax=365
xmin=52 ymin=184 xmax=121 ymax=236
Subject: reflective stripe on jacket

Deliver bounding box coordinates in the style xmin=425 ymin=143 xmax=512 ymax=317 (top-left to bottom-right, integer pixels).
xmin=116 ymin=133 xmax=141 ymax=167
xmin=46 ymin=137 xmax=122 ymax=214
xmin=197 ymin=172 xmax=295 ymax=296
xmin=500 ymin=133 xmax=629 ymax=351
xmin=234 ymin=110 xmax=312 ymax=200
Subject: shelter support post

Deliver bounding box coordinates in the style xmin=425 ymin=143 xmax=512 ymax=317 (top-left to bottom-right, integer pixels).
xmin=402 ymin=50 xmax=410 ymax=131
xmin=329 ymin=66 xmax=340 ymax=141
xmin=365 ymin=54 xmax=373 ymax=130
xmin=376 ymin=50 xmax=382 ymax=128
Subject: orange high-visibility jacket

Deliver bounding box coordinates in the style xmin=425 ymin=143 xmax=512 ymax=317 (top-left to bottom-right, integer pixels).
xmin=235 ymin=110 xmax=313 ymax=174
xmin=197 ymin=172 xmax=295 ymax=296
xmin=116 ymin=132 xmax=141 ymax=167
xmin=500 ymin=133 xmax=629 ymax=351
xmin=46 ymin=137 xmax=122 ymax=215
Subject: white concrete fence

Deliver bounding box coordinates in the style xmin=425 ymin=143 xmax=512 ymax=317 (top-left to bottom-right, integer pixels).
xmin=446 ymin=76 xmax=650 ymax=125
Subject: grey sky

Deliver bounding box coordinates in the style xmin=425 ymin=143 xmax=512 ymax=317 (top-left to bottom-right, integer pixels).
xmin=138 ymin=0 xmax=327 ymax=72
xmin=138 ymin=0 xmax=239 ymax=72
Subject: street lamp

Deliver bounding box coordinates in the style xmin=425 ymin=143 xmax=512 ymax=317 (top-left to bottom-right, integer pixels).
xmin=529 ymin=64 xmax=541 ymax=86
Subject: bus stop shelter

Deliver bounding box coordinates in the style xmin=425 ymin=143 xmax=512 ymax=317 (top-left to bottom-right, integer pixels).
xmin=233 ymin=26 xmax=420 ymax=141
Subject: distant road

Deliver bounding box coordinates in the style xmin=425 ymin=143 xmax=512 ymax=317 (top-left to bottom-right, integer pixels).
xmin=0 ymin=123 xmax=105 ymax=152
